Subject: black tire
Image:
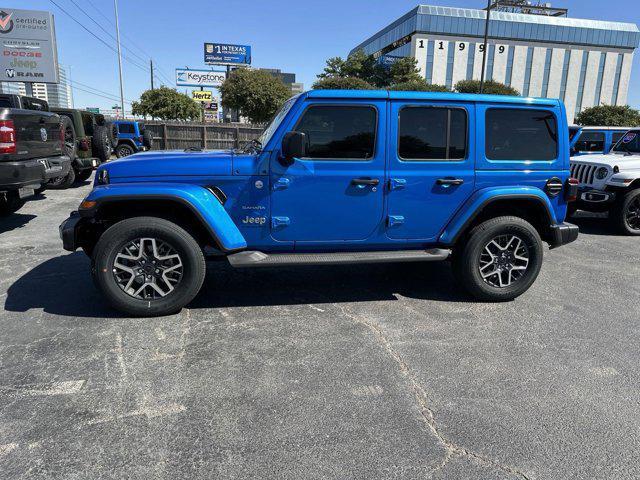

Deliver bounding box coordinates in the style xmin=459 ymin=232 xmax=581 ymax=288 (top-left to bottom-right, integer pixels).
xmin=116 ymin=143 xmax=135 ymax=158
xmin=92 ymin=217 xmax=206 ymax=317
xmin=108 ymin=122 xmax=119 ymax=148
xmin=142 ymin=130 xmax=153 ymax=149
xmin=0 ymin=192 xmax=26 ymax=216
xmin=75 ymin=169 xmax=93 ymax=182
xmin=61 ymin=116 xmax=77 ymax=161
xmin=452 ymin=216 xmax=543 ymax=302
xmin=92 ymin=125 xmax=111 ymax=162
xmin=47 ymin=166 xmax=75 ymax=190
xmin=614 ymin=188 xmax=640 ymax=235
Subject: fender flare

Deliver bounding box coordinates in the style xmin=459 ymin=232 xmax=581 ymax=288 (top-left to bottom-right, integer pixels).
xmin=116 ymin=139 xmax=139 ymax=151
xmin=439 ymin=187 xmax=558 ymax=245
xmin=81 ymin=183 xmax=247 ymax=252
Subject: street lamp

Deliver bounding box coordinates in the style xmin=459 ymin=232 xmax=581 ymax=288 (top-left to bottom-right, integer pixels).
xmin=479 ymin=0 xmax=496 ymax=94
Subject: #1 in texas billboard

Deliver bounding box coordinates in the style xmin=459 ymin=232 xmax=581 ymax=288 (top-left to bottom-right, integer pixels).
xmin=204 ymin=43 xmax=251 ymax=66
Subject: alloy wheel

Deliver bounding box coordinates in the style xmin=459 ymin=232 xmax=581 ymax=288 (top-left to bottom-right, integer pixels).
xmin=479 ymin=234 xmax=530 ymax=288
xmin=625 ymin=197 xmax=640 ymax=231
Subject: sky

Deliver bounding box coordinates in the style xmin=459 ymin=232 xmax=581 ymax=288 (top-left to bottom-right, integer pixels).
xmin=8 ymin=0 xmax=640 ymax=112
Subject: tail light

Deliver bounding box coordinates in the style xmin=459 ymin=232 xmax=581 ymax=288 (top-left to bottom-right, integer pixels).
xmin=80 ymin=137 xmax=90 ymax=151
xmin=138 ymin=135 xmax=143 ymax=143
xmin=565 ymin=177 xmax=579 ymax=202
xmin=0 ymin=120 xmax=16 ymax=154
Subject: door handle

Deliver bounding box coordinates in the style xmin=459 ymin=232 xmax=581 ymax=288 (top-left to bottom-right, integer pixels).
xmin=436 ymin=178 xmax=464 ymax=186
xmin=351 ymin=178 xmax=380 ymax=186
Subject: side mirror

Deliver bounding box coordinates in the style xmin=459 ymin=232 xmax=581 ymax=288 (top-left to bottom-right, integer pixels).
xmin=281 ymin=131 xmax=306 ymax=165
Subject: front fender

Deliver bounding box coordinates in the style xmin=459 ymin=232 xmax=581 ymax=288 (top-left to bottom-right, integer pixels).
xmin=439 ymin=186 xmax=558 ymax=245
xmin=82 ymin=183 xmax=247 ymax=252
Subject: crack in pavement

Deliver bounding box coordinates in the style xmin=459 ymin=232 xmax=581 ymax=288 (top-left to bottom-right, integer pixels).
xmin=336 ymin=303 xmax=531 ymax=480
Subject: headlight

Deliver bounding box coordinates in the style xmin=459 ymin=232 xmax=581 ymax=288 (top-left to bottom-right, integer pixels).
xmin=97 ymin=169 xmax=109 ymax=185
xmin=595 ymin=167 xmax=609 ymax=180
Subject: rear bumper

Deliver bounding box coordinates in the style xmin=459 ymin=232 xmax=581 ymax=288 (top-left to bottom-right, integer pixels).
xmin=0 ymin=157 xmax=51 ymax=190
xmin=74 ymin=157 xmax=100 ymax=171
xmin=548 ymin=222 xmax=579 ymax=249
xmin=45 ymin=156 xmax=71 ymax=179
xmin=60 ymin=211 xmax=81 ymax=251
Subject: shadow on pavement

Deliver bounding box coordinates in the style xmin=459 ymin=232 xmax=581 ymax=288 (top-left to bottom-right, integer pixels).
xmin=0 ymin=213 xmax=37 ymax=235
xmin=5 ymin=253 xmax=470 ymax=318
xmin=570 ymin=211 xmax=618 ymax=236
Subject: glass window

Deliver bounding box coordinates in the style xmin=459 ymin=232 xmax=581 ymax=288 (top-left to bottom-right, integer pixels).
xmin=485 ymin=108 xmax=558 ymax=161
xmin=399 ymin=107 xmax=467 ymax=160
xmin=294 ymin=105 xmax=376 ymax=160
xmin=613 ymin=130 xmax=640 ymax=154
xmin=574 ymin=131 xmax=605 ymax=152
xmin=0 ymin=97 xmax=11 ymax=108
xmin=611 ymin=132 xmax=626 ymax=145
xmin=118 ymin=123 xmax=136 ymax=134
xmin=81 ymin=113 xmax=94 ymax=136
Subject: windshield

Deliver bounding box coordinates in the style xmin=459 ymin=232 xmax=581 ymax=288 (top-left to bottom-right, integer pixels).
xmin=612 ymin=130 xmax=640 ymax=154
xmin=255 ymin=95 xmax=299 ymax=149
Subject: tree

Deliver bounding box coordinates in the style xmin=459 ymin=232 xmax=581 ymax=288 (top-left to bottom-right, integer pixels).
xmin=575 ymin=105 xmax=640 ymax=127
xmin=313 ymin=76 xmax=374 ymax=90
xmin=389 ymin=80 xmax=450 ymax=92
xmin=131 ymin=86 xmax=201 ymax=121
xmin=455 ymin=79 xmax=520 ymax=96
xmin=387 ymin=57 xmax=423 ymax=85
xmin=220 ymin=68 xmax=291 ymax=123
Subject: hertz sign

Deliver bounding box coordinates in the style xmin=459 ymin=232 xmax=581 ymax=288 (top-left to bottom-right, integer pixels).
xmin=192 ymin=90 xmax=213 ymax=102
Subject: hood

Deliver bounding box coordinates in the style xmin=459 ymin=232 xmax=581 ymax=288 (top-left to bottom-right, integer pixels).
xmin=103 ymin=149 xmax=234 ymax=179
xmin=570 ymin=152 xmax=640 ymax=169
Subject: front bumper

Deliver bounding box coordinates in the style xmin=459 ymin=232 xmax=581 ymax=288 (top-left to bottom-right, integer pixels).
xmin=548 ymin=222 xmax=579 ymax=249
xmin=60 ymin=211 xmax=82 ymax=251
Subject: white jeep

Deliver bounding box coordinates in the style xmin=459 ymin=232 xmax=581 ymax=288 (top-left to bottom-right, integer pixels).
xmin=569 ymin=129 xmax=640 ymax=235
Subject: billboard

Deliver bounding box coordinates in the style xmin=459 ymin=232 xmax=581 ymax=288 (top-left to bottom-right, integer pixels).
xmin=0 ymin=8 xmax=59 ymax=83
xmin=175 ymin=68 xmax=225 ymax=88
xmin=192 ymin=90 xmax=212 ymax=102
xmin=204 ymin=43 xmax=251 ymax=65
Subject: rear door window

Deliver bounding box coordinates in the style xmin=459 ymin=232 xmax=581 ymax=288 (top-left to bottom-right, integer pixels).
xmin=485 ymin=108 xmax=557 ymax=161
xmin=574 ymin=131 xmax=605 ymax=152
xmin=398 ymin=107 xmax=467 ymax=160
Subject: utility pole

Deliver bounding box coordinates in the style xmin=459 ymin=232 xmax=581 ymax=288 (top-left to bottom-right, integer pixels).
xmin=113 ymin=0 xmax=125 ymax=117
xmin=479 ymin=0 xmax=493 ymax=94
xmin=150 ymin=59 xmax=154 ymax=90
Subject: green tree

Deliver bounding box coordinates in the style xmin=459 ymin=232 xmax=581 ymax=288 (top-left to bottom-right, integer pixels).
xmin=575 ymin=105 xmax=640 ymax=127
xmin=131 ymin=86 xmax=201 ymax=121
xmin=220 ymin=69 xmax=291 ymax=123
xmin=313 ymin=76 xmax=375 ymax=90
xmin=389 ymin=80 xmax=450 ymax=92
xmin=455 ymin=79 xmax=520 ymax=96
xmin=387 ymin=57 xmax=423 ymax=85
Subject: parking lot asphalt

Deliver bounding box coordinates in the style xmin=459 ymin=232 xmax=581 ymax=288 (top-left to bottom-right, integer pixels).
xmin=1 ymin=178 xmax=639 ymax=480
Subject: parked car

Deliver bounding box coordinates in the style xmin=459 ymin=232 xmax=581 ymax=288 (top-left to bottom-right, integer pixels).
xmin=569 ymin=129 xmax=640 ymax=234
xmin=50 ymin=108 xmax=112 ymax=186
xmin=0 ymin=94 xmax=70 ymax=215
xmin=112 ymin=120 xmax=153 ymax=158
xmin=60 ymin=90 xmax=579 ymax=316
xmin=569 ymin=126 xmax=631 ymax=157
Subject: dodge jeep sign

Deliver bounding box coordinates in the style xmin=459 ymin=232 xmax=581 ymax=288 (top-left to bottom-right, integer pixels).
xmin=0 ymin=8 xmax=59 ymax=83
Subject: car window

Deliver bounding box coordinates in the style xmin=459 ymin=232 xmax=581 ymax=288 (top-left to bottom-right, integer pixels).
xmin=294 ymin=105 xmax=376 ymax=160
xmin=118 ymin=123 xmax=136 ymax=134
xmin=612 ymin=132 xmax=626 ymax=145
xmin=574 ymin=131 xmax=605 ymax=152
xmin=485 ymin=108 xmax=557 ymax=161
xmin=0 ymin=98 xmax=11 ymax=108
xmin=399 ymin=107 xmax=467 ymax=160
xmin=81 ymin=113 xmax=94 ymax=136
xmin=613 ymin=130 xmax=640 ymax=153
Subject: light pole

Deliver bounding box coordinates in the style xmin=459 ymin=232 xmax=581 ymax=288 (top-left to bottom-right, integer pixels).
xmin=113 ymin=0 xmax=125 ymax=116
xmin=479 ymin=0 xmax=494 ymax=94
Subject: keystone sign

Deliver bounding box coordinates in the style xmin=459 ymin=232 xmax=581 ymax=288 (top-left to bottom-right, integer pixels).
xmin=175 ymin=68 xmax=226 ymax=88
xmin=192 ymin=90 xmax=213 ymax=102
xmin=0 ymin=8 xmax=59 ymax=83
xmin=204 ymin=43 xmax=251 ymax=66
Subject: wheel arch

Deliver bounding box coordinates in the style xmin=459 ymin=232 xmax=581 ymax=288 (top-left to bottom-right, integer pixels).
xmin=116 ymin=139 xmax=138 ymax=151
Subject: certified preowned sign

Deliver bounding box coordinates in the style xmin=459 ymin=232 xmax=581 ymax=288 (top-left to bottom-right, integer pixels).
xmin=0 ymin=8 xmax=59 ymax=83
xmin=192 ymin=90 xmax=213 ymax=102
xmin=176 ymin=68 xmax=225 ymax=88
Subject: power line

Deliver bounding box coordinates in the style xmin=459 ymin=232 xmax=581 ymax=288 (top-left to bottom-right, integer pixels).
xmin=71 ymin=78 xmax=135 ymax=104
xmin=71 ymin=83 xmax=132 ymax=105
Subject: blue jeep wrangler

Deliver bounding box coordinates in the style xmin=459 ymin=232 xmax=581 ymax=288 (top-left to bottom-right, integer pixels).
xmin=113 ymin=120 xmax=153 ymax=158
xmin=60 ymin=90 xmax=579 ymax=316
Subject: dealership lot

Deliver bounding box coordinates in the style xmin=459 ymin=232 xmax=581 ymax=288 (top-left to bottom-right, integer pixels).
xmin=0 ymin=181 xmax=639 ymax=479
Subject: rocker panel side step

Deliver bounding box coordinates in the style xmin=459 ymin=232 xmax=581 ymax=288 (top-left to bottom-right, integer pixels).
xmin=227 ymin=249 xmax=451 ymax=268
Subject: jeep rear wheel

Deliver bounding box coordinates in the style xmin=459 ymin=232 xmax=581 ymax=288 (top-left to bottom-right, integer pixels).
xmin=452 ymin=216 xmax=543 ymax=302
xmin=116 ymin=144 xmax=135 ymax=158
xmin=615 ymin=189 xmax=640 ymax=235
xmin=92 ymin=217 xmax=206 ymax=317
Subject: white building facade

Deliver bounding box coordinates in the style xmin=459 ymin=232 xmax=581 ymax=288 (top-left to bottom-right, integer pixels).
xmin=350 ymin=5 xmax=639 ymax=123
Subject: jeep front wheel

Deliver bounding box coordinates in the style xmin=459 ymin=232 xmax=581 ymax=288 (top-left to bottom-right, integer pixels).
xmin=92 ymin=217 xmax=206 ymax=316
xmin=614 ymin=189 xmax=640 ymax=235
xmin=452 ymin=216 xmax=543 ymax=302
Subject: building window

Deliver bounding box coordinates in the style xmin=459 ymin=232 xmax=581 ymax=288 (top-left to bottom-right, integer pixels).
xmin=593 ymin=52 xmax=606 ymax=106
xmin=294 ymin=105 xmax=377 ymax=160
xmin=612 ymin=53 xmax=624 ymax=105
xmin=398 ymin=107 xmax=467 ymax=161
xmin=522 ymin=47 xmax=534 ymax=96
xmin=486 ymin=44 xmax=496 ymax=81
xmin=574 ymin=131 xmax=605 ymax=152
xmin=575 ymin=51 xmax=590 ymax=116
xmin=559 ymin=50 xmax=571 ymax=102
xmin=504 ymin=46 xmax=515 ymax=86
xmin=445 ymin=41 xmax=455 ymax=88
xmin=485 ymin=108 xmax=558 ymax=161
xmin=466 ymin=42 xmax=476 ymax=80
xmin=541 ymin=49 xmax=553 ymax=98
xmin=425 ymin=40 xmax=435 ymax=84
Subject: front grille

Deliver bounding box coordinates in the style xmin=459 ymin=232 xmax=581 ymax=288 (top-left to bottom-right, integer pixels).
xmin=570 ymin=162 xmax=598 ymax=187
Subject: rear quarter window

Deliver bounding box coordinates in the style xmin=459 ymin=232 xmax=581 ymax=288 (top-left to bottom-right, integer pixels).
xmin=485 ymin=108 xmax=558 ymax=161
xmin=118 ymin=123 xmax=136 ymax=134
